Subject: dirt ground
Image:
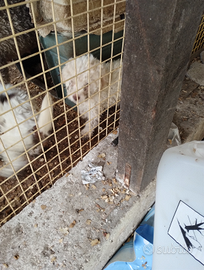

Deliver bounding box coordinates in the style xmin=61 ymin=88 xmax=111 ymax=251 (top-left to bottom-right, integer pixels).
xmin=0 ymin=64 xmax=120 ymax=225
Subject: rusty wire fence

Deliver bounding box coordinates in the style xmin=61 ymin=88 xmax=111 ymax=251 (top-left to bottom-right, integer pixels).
xmin=0 ymin=0 xmax=125 ymax=226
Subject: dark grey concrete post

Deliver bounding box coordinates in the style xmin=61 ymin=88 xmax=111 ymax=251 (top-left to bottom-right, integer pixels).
xmin=117 ymin=1 xmax=204 ymax=192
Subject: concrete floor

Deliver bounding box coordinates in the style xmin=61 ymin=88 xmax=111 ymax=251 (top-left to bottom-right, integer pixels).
xmin=1 ymin=65 xmax=204 ymax=269
xmin=0 ymin=131 xmax=156 ymax=270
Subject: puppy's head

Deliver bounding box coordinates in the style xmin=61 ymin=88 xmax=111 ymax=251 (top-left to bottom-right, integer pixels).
xmin=62 ymin=54 xmax=101 ymax=103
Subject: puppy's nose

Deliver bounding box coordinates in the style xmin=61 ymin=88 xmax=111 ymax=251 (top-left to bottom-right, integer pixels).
xmin=73 ymin=94 xmax=79 ymax=101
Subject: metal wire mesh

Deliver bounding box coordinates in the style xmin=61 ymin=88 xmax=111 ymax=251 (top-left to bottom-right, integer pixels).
xmin=192 ymin=14 xmax=204 ymax=54
xmin=0 ymin=0 xmax=125 ymax=225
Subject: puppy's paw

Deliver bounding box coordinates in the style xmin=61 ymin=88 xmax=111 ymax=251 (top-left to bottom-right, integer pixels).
xmin=80 ymin=124 xmax=93 ymax=139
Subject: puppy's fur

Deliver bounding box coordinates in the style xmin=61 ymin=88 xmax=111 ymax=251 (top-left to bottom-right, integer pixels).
xmin=0 ymin=84 xmax=53 ymax=177
xmin=62 ymin=54 xmax=122 ymax=138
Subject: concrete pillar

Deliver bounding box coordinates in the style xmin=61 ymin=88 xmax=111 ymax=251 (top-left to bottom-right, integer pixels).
xmin=117 ymin=0 xmax=204 ymax=192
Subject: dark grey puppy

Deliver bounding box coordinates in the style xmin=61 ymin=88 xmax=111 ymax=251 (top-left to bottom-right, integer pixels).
xmin=0 ymin=0 xmax=38 ymax=83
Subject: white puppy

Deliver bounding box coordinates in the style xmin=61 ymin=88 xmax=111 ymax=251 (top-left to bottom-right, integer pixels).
xmin=0 ymin=84 xmax=53 ymax=177
xmin=62 ymin=54 xmax=122 ymax=138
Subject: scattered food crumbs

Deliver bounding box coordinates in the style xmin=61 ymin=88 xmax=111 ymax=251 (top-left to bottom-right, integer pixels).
xmin=112 ymin=130 xmax=118 ymax=135
xmin=125 ymin=195 xmax=131 ymax=201
xmin=106 ymin=161 xmax=111 ymax=165
xmin=141 ymin=256 xmax=145 ymax=260
xmin=41 ymin=205 xmax=47 ymax=210
xmin=34 ymin=224 xmax=38 ymax=228
xmin=102 ymin=188 xmax=106 ymax=192
xmin=129 ymin=191 xmax=136 ymax=196
xmin=108 ymin=201 xmax=114 ymax=205
xmin=59 ymin=227 xmax=69 ymax=235
xmin=59 ymin=239 xmax=63 ymax=243
xmin=106 ymin=234 xmax=110 ymax=240
xmin=14 ymin=255 xmax=19 ymax=260
xmin=95 ymin=203 xmax=105 ymax=212
xmin=98 ymin=153 xmax=106 ymax=159
xmin=126 ymin=236 xmax=132 ymax=243
xmin=86 ymin=219 xmax=92 ymax=225
xmin=142 ymin=262 xmax=147 ymax=269
xmin=107 ymin=179 xmax=113 ymax=187
xmin=65 ymin=172 xmax=70 ymax=177
xmin=90 ymin=239 xmax=100 ymax=246
xmin=51 ymin=256 xmax=57 ymax=263
xmin=101 ymin=195 xmax=108 ymax=200
xmin=69 ymin=220 xmax=76 ymax=228
xmin=3 ymin=264 xmax=8 ymax=268
xmin=109 ymin=195 xmax=114 ymax=202
xmin=93 ymin=227 xmax=100 ymax=232
xmin=85 ymin=184 xmax=89 ymax=190
xmin=103 ymin=232 xmax=110 ymax=240
xmin=112 ymin=178 xmax=117 ymax=184
xmin=91 ymin=184 xmax=96 ymax=189
xmin=76 ymin=209 xmax=84 ymax=213
xmin=110 ymin=188 xmax=119 ymax=196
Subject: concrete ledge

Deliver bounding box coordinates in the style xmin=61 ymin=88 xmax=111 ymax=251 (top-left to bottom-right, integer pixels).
xmin=0 ymin=132 xmax=155 ymax=270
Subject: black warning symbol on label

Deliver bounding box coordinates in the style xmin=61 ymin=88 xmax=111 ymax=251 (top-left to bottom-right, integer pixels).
xmin=168 ymin=200 xmax=204 ymax=265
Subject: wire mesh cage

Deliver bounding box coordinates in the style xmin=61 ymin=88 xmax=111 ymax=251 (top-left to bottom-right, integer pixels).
xmin=0 ymin=0 xmax=125 ymax=225
xmin=192 ymin=14 xmax=204 ymax=54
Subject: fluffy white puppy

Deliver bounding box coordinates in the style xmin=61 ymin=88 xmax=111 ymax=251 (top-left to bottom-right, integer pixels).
xmin=0 ymin=84 xmax=53 ymax=177
xmin=62 ymin=54 xmax=122 ymax=138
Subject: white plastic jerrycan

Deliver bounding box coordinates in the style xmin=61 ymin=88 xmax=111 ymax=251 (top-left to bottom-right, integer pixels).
xmin=152 ymin=141 xmax=204 ymax=270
